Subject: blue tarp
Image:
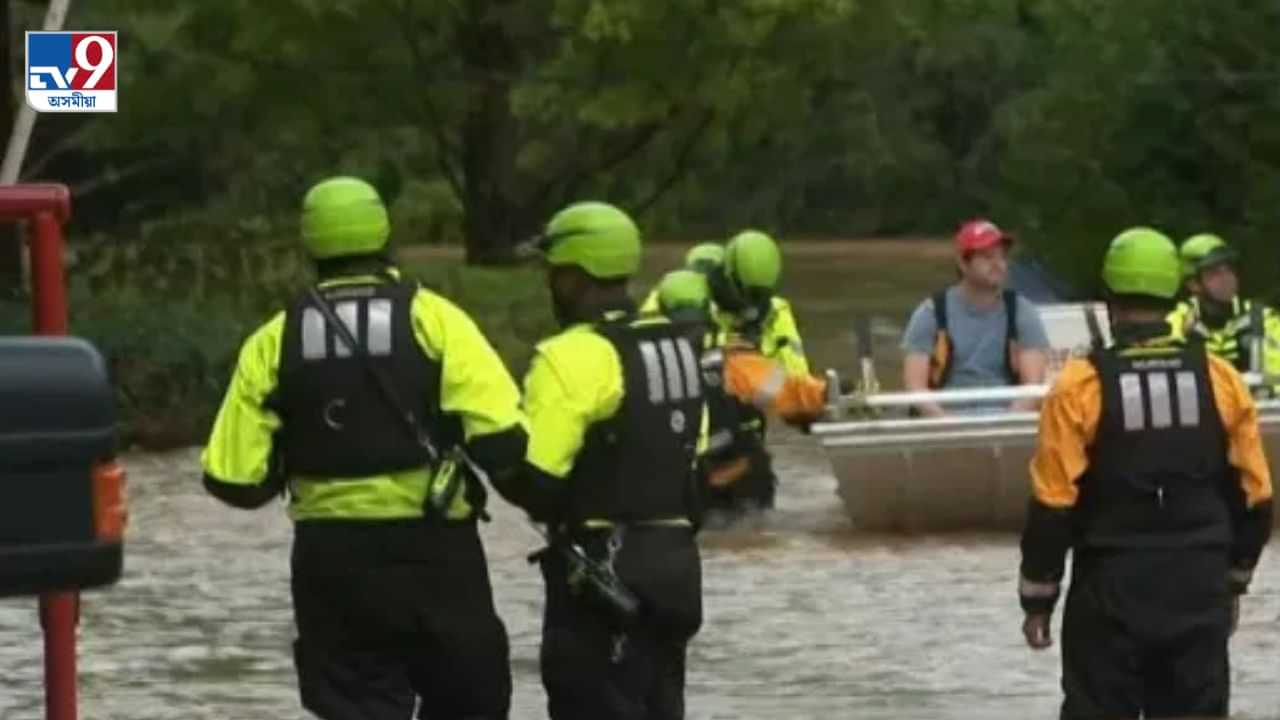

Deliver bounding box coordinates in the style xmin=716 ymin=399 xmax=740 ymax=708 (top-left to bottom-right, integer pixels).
xmin=1007 ymin=255 xmax=1080 ymax=304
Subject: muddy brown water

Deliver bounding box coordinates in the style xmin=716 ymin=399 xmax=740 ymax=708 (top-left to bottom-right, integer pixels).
xmin=2 ymin=435 xmax=1277 ymax=719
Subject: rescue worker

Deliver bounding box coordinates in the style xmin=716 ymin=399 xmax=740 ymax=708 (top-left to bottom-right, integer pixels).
xmin=655 ymin=269 xmax=743 ymax=491
xmin=638 ymin=241 xmax=727 ymax=315
xmin=684 ymin=241 xmax=726 ymax=274
xmin=902 ymin=218 xmax=1050 ymax=416
xmin=710 ymin=230 xmax=808 ymax=374
xmin=656 ymin=268 xmax=832 ymax=511
xmin=1169 ymin=234 xmax=1280 ymax=385
xmin=1018 ymin=227 xmax=1273 ymax=720
xmin=495 ymin=202 xmax=704 ymax=719
xmin=201 ymin=177 xmax=526 ymax=720
xmin=702 ymin=229 xmax=808 ymax=514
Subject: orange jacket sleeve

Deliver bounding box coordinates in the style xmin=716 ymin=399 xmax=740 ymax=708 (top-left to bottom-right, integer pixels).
xmin=1029 ymin=358 xmax=1101 ymax=509
xmin=722 ymin=351 xmax=827 ymax=423
xmin=1021 ymin=357 xmax=1102 ymax=613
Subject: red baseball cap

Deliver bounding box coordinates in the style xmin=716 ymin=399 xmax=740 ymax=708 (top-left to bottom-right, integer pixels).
xmin=955 ymin=219 xmax=1014 ymax=255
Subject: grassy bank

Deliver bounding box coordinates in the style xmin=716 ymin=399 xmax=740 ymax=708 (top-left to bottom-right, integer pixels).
xmin=401 ymin=237 xmax=956 ymax=382
xmin=0 ymin=239 xmax=953 ymax=450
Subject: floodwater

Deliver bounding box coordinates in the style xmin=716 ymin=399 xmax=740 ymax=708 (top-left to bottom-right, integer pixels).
xmin=2 ymin=434 xmax=1277 ymax=719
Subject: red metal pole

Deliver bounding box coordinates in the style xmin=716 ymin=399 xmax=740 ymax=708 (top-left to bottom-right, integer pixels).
xmin=29 ymin=209 xmax=78 ymax=720
xmin=38 ymin=595 xmax=79 ymax=720
xmin=30 ymin=211 xmax=69 ymax=334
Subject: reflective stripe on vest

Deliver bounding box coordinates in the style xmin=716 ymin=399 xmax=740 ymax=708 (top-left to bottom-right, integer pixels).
xmin=567 ymin=318 xmax=705 ymax=525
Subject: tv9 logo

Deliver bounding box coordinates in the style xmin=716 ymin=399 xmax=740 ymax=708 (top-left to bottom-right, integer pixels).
xmin=26 ymin=32 xmax=117 ymax=113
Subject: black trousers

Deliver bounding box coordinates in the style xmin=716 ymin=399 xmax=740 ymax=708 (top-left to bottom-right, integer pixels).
xmin=539 ymin=526 xmax=703 ymax=720
xmin=1060 ymin=549 xmax=1232 ymax=720
xmin=291 ymin=519 xmax=511 ymax=720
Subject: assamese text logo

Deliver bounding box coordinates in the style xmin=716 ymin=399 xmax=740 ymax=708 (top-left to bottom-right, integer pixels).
xmin=26 ymin=32 xmax=117 ymax=113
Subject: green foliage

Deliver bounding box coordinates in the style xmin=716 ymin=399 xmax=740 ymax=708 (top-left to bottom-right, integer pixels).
xmin=9 ymin=242 xmax=552 ymax=449
xmin=391 ymin=179 xmax=465 ymax=246
xmin=66 ymin=285 xmax=255 ymax=450
xmin=11 ymin=0 xmax=1280 ymax=441
xmin=32 ymin=0 xmax=1280 ymax=286
xmin=406 ymin=259 xmax=556 ymax=377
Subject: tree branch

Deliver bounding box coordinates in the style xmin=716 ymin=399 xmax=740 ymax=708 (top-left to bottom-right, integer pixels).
xmin=634 ymin=108 xmax=716 ymax=214
xmin=66 ymin=157 xmax=177 ymax=198
xmin=378 ymin=0 xmax=465 ymax=199
xmin=526 ymin=120 xmax=665 ymax=215
xmin=514 ymin=44 xmax=615 ymax=210
xmin=630 ymin=43 xmax=747 ymax=214
xmin=22 ymin=122 xmax=93 ymax=179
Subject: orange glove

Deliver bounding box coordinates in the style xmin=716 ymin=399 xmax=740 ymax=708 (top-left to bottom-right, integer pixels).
xmin=706 ymin=456 xmax=750 ymax=488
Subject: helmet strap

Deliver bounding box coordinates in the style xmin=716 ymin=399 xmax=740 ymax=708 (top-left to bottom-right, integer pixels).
xmin=1196 ymin=294 xmax=1234 ymax=327
xmin=708 ymin=266 xmax=745 ymax=313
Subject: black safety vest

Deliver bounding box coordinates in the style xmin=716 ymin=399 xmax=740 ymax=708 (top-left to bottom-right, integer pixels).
xmin=928 ymin=288 xmax=1021 ymax=388
xmin=1077 ymin=340 xmax=1232 ymax=549
xmin=567 ymin=318 xmax=705 ymax=525
xmin=274 ymin=281 xmax=450 ymax=478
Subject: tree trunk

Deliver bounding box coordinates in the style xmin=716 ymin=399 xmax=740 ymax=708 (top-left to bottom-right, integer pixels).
xmin=458 ymin=0 xmax=531 ymax=266
xmin=0 ymin=0 xmax=24 ymax=298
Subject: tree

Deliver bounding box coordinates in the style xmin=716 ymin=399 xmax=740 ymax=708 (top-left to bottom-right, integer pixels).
xmin=0 ymin=0 xmax=25 ymax=296
xmin=15 ymin=0 xmax=1280 ymax=291
xmin=25 ymin=0 xmax=862 ymax=262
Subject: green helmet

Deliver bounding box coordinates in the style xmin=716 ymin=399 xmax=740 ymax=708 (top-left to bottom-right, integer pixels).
xmin=657 ymin=269 xmax=710 ymax=313
xmin=684 ymin=243 xmax=725 ymax=272
xmin=300 ymin=177 xmax=390 ymax=260
xmin=541 ymin=201 xmax=641 ymax=279
xmin=1179 ymin=233 xmax=1236 ymax=278
xmin=1102 ymin=227 xmax=1181 ymax=299
xmin=724 ymin=230 xmax=782 ymax=291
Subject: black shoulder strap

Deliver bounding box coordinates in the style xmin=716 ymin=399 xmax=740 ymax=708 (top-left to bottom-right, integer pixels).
xmin=1003 ymin=290 xmax=1019 ymax=341
xmin=931 ymin=290 xmax=949 ymax=332
xmin=1084 ymin=304 xmax=1104 ymax=351
xmin=1086 ymin=344 xmax=1113 ymax=377
xmin=1086 ymin=345 xmax=1117 ymax=432
xmin=928 ymin=289 xmax=955 ymax=390
xmin=1003 ymin=290 xmax=1020 ymax=382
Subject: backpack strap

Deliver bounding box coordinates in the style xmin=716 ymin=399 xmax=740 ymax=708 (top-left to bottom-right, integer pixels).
xmin=928 ymin=290 xmax=954 ymax=389
xmin=932 ymin=289 xmax=949 ymax=332
xmin=1003 ymin=290 xmax=1020 ymax=383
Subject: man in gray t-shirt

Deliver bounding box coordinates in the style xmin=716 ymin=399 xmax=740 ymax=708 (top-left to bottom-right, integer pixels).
xmin=901 ymin=219 xmax=1051 ymax=416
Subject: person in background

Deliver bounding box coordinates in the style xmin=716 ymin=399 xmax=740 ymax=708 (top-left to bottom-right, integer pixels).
xmin=639 ymin=241 xmax=727 ymax=315
xmin=1169 ymin=234 xmax=1280 ymax=395
xmin=710 ymin=230 xmax=808 ymax=375
xmin=901 ymin=218 xmax=1050 ymax=416
xmin=700 ymin=229 xmax=808 ymax=514
xmin=656 ymin=268 xmax=835 ymax=520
